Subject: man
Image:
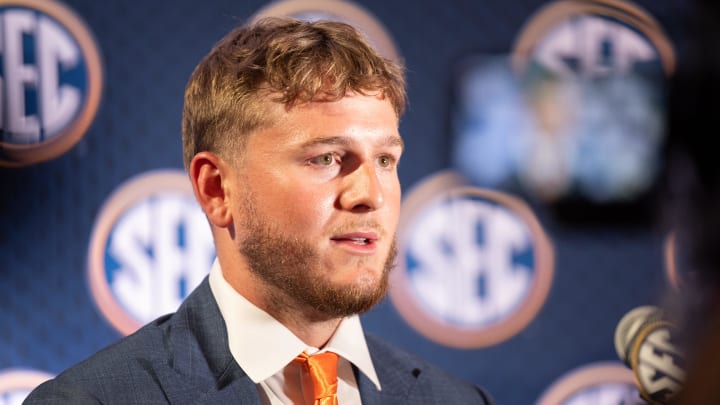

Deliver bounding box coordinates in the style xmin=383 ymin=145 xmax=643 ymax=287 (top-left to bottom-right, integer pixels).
xmin=25 ymin=17 xmax=493 ymax=404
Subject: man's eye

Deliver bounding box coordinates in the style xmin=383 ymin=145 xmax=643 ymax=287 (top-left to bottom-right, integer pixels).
xmin=312 ymin=153 xmax=336 ymax=166
xmin=378 ymin=155 xmax=393 ymax=168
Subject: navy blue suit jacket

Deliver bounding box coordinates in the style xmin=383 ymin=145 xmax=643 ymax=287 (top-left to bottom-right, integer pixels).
xmin=25 ymin=279 xmax=493 ymax=404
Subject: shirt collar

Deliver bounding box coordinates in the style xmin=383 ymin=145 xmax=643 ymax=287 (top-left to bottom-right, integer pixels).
xmin=208 ymin=259 xmax=381 ymax=390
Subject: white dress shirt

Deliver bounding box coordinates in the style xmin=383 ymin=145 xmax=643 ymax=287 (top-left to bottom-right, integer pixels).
xmin=208 ymin=260 xmax=382 ymax=404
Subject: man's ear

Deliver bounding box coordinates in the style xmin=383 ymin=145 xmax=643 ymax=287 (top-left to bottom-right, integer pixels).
xmin=189 ymin=152 xmax=233 ymax=228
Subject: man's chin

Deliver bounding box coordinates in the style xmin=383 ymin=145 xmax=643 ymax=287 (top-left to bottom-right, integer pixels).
xmin=332 ymin=267 xmax=388 ymax=291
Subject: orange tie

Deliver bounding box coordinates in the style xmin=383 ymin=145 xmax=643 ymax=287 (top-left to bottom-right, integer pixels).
xmin=294 ymin=351 xmax=339 ymax=405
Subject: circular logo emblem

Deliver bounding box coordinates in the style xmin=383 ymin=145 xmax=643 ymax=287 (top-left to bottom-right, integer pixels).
xmin=512 ymin=0 xmax=675 ymax=201
xmin=389 ymin=171 xmax=554 ymax=348
xmin=536 ymin=362 xmax=641 ymax=405
xmin=453 ymin=0 xmax=674 ymax=204
xmin=250 ymin=0 xmax=400 ymax=61
xmin=512 ymin=0 xmax=675 ymax=77
xmin=0 ymin=369 xmax=53 ymax=404
xmin=87 ymin=170 xmax=215 ymax=335
xmin=0 ymin=0 xmax=103 ymax=167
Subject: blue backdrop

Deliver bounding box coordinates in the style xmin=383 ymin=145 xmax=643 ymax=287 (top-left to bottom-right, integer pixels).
xmin=0 ymin=0 xmax=688 ymax=403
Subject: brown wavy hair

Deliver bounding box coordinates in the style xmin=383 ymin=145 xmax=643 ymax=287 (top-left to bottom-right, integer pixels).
xmin=182 ymin=17 xmax=406 ymax=168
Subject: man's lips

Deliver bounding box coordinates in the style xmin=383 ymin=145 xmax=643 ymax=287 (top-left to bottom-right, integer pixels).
xmin=330 ymin=232 xmax=379 ymax=247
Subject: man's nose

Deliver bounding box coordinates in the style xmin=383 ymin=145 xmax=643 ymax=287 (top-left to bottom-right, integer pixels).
xmin=339 ymin=161 xmax=384 ymax=212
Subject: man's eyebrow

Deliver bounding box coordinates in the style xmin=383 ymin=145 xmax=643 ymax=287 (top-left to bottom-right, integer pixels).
xmin=299 ymin=135 xmax=404 ymax=149
xmin=299 ymin=136 xmax=350 ymax=149
xmin=384 ymin=135 xmax=404 ymax=149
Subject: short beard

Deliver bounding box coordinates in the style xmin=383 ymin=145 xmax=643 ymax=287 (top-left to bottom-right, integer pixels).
xmin=239 ymin=201 xmax=397 ymax=322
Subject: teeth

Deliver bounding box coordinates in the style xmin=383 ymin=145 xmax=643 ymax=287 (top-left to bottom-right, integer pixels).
xmin=350 ymin=238 xmax=369 ymax=245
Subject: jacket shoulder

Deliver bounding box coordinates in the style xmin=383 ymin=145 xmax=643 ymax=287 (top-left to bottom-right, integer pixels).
xmin=24 ymin=316 xmax=175 ymax=404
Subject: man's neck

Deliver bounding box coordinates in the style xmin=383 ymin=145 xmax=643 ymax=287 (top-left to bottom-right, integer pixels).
xmin=274 ymin=312 xmax=342 ymax=349
xmin=221 ymin=263 xmax=343 ymax=348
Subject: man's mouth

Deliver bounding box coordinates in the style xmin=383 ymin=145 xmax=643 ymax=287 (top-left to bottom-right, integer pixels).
xmin=330 ymin=232 xmax=378 ymax=249
xmin=347 ymin=237 xmax=370 ymax=245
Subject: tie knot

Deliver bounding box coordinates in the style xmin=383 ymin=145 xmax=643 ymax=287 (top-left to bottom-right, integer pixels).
xmin=294 ymin=351 xmax=339 ymax=405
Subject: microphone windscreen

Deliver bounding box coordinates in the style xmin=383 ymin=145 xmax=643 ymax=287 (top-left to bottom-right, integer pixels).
xmin=614 ymin=305 xmax=685 ymax=404
xmin=614 ymin=305 xmax=664 ymax=366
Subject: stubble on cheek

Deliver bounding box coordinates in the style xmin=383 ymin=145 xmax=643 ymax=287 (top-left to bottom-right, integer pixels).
xmin=235 ymin=184 xmax=400 ymax=320
xmin=240 ymin=217 xmax=398 ymax=321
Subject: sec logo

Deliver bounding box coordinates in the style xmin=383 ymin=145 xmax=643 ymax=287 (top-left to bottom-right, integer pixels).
xmin=536 ymin=362 xmax=642 ymax=405
xmin=87 ymin=170 xmax=215 ymax=335
xmin=389 ymin=171 xmax=554 ymax=348
xmin=481 ymin=0 xmax=675 ymax=204
xmin=0 ymin=0 xmax=103 ymax=167
xmin=512 ymin=0 xmax=675 ymax=78
xmin=0 ymin=369 xmax=53 ymax=405
xmin=250 ymin=0 xmax=399 ymax=61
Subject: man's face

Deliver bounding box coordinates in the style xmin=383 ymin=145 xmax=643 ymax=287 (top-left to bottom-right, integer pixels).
xmin=229 ymin=92 xmax=403 ymax=320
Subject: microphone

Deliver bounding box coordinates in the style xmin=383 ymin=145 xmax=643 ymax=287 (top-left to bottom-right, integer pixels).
xmin=614 ymin=305 xmax=685 ymax=404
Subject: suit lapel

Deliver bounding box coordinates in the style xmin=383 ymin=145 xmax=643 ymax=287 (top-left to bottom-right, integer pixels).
xmin=357 ymin=367 xmax=415 ymax=405
xmin=189 ymin=362 xmax=261 ymax=405
xmin=154 ymin=278 xmax=262 ymax=404
xmin=357 ymin=335 xmax=423 ymax=405
xmin=152 ymin=359 xmax=260 ymax=404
